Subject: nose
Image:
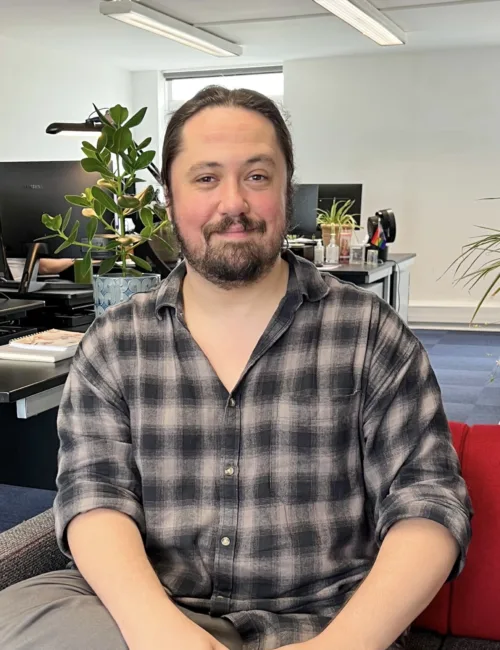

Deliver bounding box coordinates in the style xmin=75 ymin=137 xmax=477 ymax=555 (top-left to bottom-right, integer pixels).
xmin=218 ymin=179 xmax=249 ymax=217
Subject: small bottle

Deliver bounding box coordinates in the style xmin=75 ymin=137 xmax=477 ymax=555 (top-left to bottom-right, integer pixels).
xmin=314 ymin=238 xmax=324 ymax=266
xmin=326 ymin=240 xmax=339 ymax=264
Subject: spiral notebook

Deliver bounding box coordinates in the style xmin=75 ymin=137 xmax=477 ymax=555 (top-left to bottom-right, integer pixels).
xmin=8 ymin=329 xmax=84 ymax=352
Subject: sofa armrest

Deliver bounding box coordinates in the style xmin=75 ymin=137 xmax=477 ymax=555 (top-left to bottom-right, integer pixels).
xmin=0 ymin=508 xmax=67 ymax=591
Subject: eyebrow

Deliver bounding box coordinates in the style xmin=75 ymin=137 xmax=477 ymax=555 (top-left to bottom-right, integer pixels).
xmin=188 ymin=155 xmax=276 ymax=175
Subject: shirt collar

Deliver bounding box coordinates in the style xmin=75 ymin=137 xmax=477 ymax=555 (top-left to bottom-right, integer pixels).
xmin=154 ymin=249 xmax=330 ymax=319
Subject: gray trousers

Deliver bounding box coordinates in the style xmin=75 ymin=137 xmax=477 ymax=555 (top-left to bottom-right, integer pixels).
xmin=0 ymin=569 xmax=243 ymax=650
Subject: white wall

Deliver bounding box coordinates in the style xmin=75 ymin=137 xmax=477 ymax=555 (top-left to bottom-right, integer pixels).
xmin=284 ymin=48 xmax=500 ymax=326
xmin=0 ymin=37 xmax=131 ymax=162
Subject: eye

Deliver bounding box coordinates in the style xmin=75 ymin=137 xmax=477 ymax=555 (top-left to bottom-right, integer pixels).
xmin=248 ymin=174 xmax=268 ymax=182
xmin=196 ymin=175 xmax=216 ymax=184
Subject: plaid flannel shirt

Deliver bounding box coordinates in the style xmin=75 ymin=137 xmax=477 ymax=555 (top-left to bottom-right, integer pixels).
xmin=54 ymin=250 xmax=472 ymax=650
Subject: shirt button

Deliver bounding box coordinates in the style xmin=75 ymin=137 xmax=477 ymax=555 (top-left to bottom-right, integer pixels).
xmin=221 ymin=536 xmax=231 ymax=547
xmin=224 ymin=466 xmax=235 ymax=477
xmin=228 ymin=398 xmax=236 ymax=408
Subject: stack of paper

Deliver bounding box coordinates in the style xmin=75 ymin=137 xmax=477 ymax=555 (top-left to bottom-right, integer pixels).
xmin=0 ymin=329 xmax=84 ymax=363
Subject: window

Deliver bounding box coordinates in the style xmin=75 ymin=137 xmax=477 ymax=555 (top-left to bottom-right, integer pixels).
xmin=165 ymin=68 xmax=284 ymax=118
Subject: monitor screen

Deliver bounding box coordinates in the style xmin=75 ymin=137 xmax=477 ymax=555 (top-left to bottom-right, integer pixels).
xmin=0 ymin=161 xmax=114 ymax=259
xmin=290 ymin=184 xmax=319 ymax=238
xmin=317 ymin=184 xmax=363 ymax=226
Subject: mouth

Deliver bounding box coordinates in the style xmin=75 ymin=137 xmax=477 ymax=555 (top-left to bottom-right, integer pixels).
xmin=213 ymin=226 xmax=256 ymax=239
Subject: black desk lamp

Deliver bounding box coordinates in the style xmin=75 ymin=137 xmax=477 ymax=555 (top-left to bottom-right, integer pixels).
xmin=46 ymin=108 xmax=162 ymax=184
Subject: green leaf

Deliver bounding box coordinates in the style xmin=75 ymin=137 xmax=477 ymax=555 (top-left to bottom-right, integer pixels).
xmin=82 ymin=145 xmax=97 ymax=159
xmin=86 ymin=217 xmax=98 ymax=242
xmin=129 ymin=254 xmax=152 ymax=272
xmin=109 ymin=105 xmax=129 ymax=127
xmin=41 ymin=213 xmax=57 ymax=231
xmin=96 ymin=132 xmax=107 ymax=152
xmin=140 ymin=207 xmax=153 ymax=228
xmin=98 ymin=256 xmax=118 ymax=275
xmin=109 ymin=127 xmax=133 ymax=154
xmin=91 ymin=186 xmax=121 ymax=214
xmin=65 ymin=194 xmax=89 ymax=208
xmin=140 ymin=226 xmax=153 ymax=239
xmin=138 ymin=185 xmax=155 ymax=207
xmin=93 ymin=199 xmax=105 ymax=218
xmin=62 ymin=208 xmax=72 ymax=231
xmin=53 ymin=214 xmax=63 ymax=231
xmin=54 ymin=239 xmax=74 ymax=254
xmin=124 ymin=107 xmax=147 ymax=130
xmin=117 ymin=195 xmax=141 ymax=210
xmin=136 ymin=150 xmax=156 ymax=170
xmin=125 ymin=267 xmax=143 ymax=277
xmin=82 ymin=140 xmax=97 ymax=152
xmin=137 ymin=136 xmax=152 ymax=150
xmin=67 ymin=220 xmax=80 ymax=244
xmin=152 ymin=203 xmax=167 ymax=220
xmin=81 ymin=157 xmax=114 ymax=178
xmin=34 ymin=233 xmax=61 ymax=242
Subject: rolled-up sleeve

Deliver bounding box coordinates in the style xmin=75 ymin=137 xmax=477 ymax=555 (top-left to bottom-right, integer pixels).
xmin=54 ymin=322 xmax=145 ymax=558
xmin=363 ymin=311 xmax=473 ymax=580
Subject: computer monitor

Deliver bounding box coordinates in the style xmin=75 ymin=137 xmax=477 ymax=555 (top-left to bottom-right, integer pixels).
xmin=318 ymin=184 xmax=363 ymax=226
xmin=289 ymin=184 xmax=319 ymax=238
xmin=0 ymin=161 xmax=113 ymax=259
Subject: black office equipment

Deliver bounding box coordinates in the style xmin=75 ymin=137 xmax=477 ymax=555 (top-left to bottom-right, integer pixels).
xmin=318 ymin=184 xmax=363 ymax=226
xmin=0 ymin=161 xmax=113 ymax=258
xmin=290 ymin=184 xmax=319 ymax=238
xmin=0 ymin=213 xmax=13 ymax=281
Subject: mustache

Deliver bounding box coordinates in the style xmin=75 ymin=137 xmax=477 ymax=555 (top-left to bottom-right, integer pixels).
xmin=203 ymin=215 xmax=266 ymax=242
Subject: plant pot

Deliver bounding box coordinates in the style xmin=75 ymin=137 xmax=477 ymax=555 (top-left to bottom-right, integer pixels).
xmin=93 ymin=272 xmax=161 ymax=317
xmin=321 ymin=224 xmax=332 ymax=246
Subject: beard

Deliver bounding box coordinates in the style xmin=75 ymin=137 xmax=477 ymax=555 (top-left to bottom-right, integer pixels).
xmin=170 ymin=202 xmax=292 ymax=289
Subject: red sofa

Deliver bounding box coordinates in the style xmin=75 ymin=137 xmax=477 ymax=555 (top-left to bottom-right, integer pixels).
xmin=411 ymin=421 xmax=500 ymax=649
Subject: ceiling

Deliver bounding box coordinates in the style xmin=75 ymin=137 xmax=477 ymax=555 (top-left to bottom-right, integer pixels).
xmin=1 ymin=0 xmax=500 ymax=71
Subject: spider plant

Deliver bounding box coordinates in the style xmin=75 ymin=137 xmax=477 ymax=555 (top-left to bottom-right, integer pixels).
xmin=316 ymin=199 xmax=360 ymax=228
xmin=447 ymin=197 xmax=500 ymax=322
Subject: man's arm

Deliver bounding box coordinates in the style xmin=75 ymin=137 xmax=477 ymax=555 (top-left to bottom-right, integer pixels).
xmin=68 ymin=509 xmax=199 ymax=649
xmin=300 ymin=518 xmax=458 ymax=650
xmin=282 ymin=309 xmax=472 ymax=650
xmin=55 ymin=321 xmax=226 ymax=650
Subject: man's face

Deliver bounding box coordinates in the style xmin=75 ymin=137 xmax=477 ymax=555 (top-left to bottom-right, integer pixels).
xmin=169 ymin=106 xmax=289 ymax=287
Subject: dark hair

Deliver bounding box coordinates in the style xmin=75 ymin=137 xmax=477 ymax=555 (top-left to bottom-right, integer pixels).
xmin=161 ymin=85 xmax=294 ymax=205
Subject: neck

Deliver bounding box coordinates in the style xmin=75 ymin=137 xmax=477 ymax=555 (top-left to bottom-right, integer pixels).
xmin=182 ymin=256 xmax=289 ymax=318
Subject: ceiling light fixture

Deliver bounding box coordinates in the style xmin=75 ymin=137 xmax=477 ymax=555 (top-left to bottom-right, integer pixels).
xmin=313 ymin=0 xmax=405 ymax=46
xmin=99 ymin=0 xmax=242 ymax=57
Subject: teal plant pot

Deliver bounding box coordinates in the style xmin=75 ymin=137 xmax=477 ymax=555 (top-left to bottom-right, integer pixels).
xmin=93 ymin=273 xmax=161 ymax=317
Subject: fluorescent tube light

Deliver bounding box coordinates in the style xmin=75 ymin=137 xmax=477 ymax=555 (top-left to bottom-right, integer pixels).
xmin=313 ymin=0 xmax=405 ymax=46
xmin=99 ymin=0 xmax=242 ymax=57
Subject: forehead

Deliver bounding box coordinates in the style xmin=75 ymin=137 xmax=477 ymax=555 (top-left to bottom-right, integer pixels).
xmin=178 ymin=106 xmax=280 ymax=157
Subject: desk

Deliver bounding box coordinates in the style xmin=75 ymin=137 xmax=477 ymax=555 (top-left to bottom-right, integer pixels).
xmin=320 ymin=253 xmax=416 ymax=321
xmin=0 ymin=286 xmax=93 ymax=308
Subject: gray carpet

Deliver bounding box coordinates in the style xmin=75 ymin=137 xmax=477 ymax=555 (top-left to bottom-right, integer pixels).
xmin=413 ymin=329 xmax=500 ymax=425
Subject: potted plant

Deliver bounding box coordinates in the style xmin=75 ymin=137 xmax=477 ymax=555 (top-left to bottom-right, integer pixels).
xmin=448 ymin=217 xmax=500 ymax=323
xmin=316 ymin=199 xmax=359 ymax=247
xmin=40 ymin=103 xmax=174 ymax=316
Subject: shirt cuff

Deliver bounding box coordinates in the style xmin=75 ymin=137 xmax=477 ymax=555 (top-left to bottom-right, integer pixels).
xmin=54 ymin=480 xmax=146 ymax=558
xmin=376 ymin=498 xmax=472 ymax=581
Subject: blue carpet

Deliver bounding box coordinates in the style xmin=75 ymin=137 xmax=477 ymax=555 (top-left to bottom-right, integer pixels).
xmin=413 ymin=329 xmax=500 ymax=425
xmin=0 ymin=484 xmax=55 ymax=533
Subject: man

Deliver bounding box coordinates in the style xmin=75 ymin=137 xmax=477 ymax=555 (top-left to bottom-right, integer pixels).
xmin=0 ymin=86 xmax=472 ymax=650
